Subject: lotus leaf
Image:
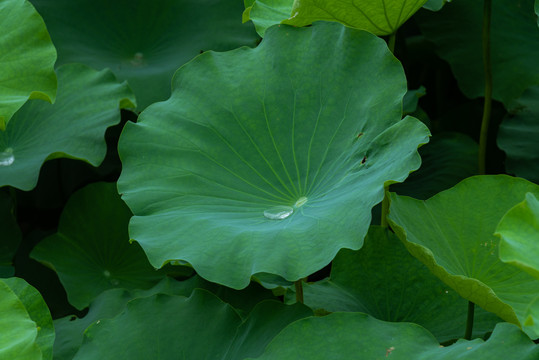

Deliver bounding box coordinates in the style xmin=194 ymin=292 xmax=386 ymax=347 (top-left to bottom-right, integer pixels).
xmin=2 ymin=277 xmax=54 ymax=360
xmin=243 ymin=0 xmax=294 ymax=37
xmin=31 ymin=0 xmax=259 ymax=110
xmin=290 ymin=226 xmax=500 ymax=342
xmin=495 ymin=193 xmax=539 ymax=280
xmin=31 ymin=182 xmax=168 ymax=310
xmin=251 ymin=314 xmax=539 ymax=359
xmin=282 ymin=0 xmax=429 ymax=35
xmin=0 ymin=0 xmax=56 ymax=130
xmin=118 ymin=22 xmax=430 ymax=289
xmin=0 ymin=63 xmax=135 ymax=191
xmin=388 ymin=175 xmax=539 ymax=338
xmin=0 ymin=278 xmax=44 ymax=359
xmin=73 ymin=289 xmax=312 ymax=360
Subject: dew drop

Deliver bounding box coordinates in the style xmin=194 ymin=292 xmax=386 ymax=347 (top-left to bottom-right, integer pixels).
xmin=110 ymin=279 xmax=120 ymax=286
xmin=0 ymin=148 xmax=14 ymax=166
xmin=103 ymin=270 xmax=111 ymax=278
xmin=264 ymin=206 xmax=293 ymax=220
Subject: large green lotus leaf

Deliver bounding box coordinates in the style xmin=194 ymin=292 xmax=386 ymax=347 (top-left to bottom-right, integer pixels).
xmin=0 ymin=190 xmax=21 ymax=277
xmin=0 ymin=279 xmax=42 ymax=359
xmin=31 ymin=0 xmax=259 ymax=110
xmin=250 ymin=314 xmax=539 ymax=359
xmin=73 ymin=289 xmax=312 ymax=360
xmin=118 ymin=22 xmax=430 ymax=289
xmin=54 ymin=277 xmax=277 ymax=359
xmin=388 ymin=175 xmax=539 ymax=338
xmin=392 ymin=132 xmax=478 ymax=200
xmin=31 ymin=182 xmax=168 ymax=310
xmin=0 ymin=0 xmax=56 ymax=130
xmin=291 ymin=226 xmax=500 ymax=342
xmin=497 ymin=86 xmax=539 ymax=183
xmin=0 ymin=63 xmax=135 ymax=191
xmin=415 ymin=0 xmax=539 ymax=105
xmin=495 ymin=193 xmax=539 ymax=280
xmin=3 ymin=277 xmax=54 ymax=360
xmin=282 ymin=0 xmax=429 ymax=35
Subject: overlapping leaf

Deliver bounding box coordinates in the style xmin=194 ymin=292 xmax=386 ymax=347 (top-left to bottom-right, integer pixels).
xmin=0 ymin=63 xmax=135 ymax=191
xmin=290 ymin=226 xmax=500 ymax=342
xmin=2 ymin=277 xmax=54 ymax=360
xmin=282 ymin=0 xmax=429 ymax=35
xmin=0 ymin=0 xmax=56 ymax=130
xmin=497 ymin=86 xmax=539 ymax=183
xmin=31 ymin=182 xmax=168 ymax=310
xmin=416 ymin=0 xmax=539 ymax=104
xmin=31 ymin=0 xmax=259 ymax=110
xmin=250 ymin=314 xmax=539 ymax=359
xmin=118 ymin=22 xmax=430 ymax=289
xmin=243 ymin=0 xmax=294 ymax=37
xmin=388 ymin=175 xmax=539 ymax=338
xmin=495 ymin=193 xmax=539 ymax=280
xmin=0 ymin=278 xmax=52 ymax=360
xmin=72 ymin=289 xmax=312 ymax=360
xmin=53 ymin=277 xmax=276 ymax=360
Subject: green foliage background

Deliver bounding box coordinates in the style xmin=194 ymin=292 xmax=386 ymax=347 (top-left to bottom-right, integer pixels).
xmin=1 ymin=0 xmax=539 ymax=358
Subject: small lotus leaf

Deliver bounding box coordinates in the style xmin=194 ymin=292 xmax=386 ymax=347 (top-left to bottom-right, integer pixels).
xmin=31 ymin=0 xmax=259 ymax=110
xmin=31 ymin=182 xmax=168 ymax=310
xmin=0 ymin=0 xmax=56 ymax=130
xmin=416 ymin=0 xmax=539 ymax=105
xmin=0 ymin=63 xmax=135 ymax=191
xmin=388 ymin=175 xmax=539 ymax=338
xmin=495 ymin=193 xmax=539 ymax=280
xmin=3 ymin=277 xmax=54 ymax=360
xmin=497 ymin=86 xmax=539 ymax=183
xmin=0 ymin=278 xmax=43 ymax=359
xmin=282 ymin=0 xmax=429 ymax=35
xmin=118 ymin=22 xmax=430 ymax=289
xmin=251 ymin=314 xmax=539 ymax=359
xmin=72 ymin=289 xmax=312 ymax=360
xmin=292 ymin=226 xmax=500 ymax=342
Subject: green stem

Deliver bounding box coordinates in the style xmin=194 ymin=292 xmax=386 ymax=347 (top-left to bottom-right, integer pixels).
xmin=295 ymin=279 xmax=304 ymax=303
xmin=464 ymin=301 xmax=475 ymax=340
xmin=388 ymin=32 xmax=396 ymax=54
xmin=381 ymin=185 xmax=389 ymax=228
xmin=478 ymin=0 xmax=492 ymax=175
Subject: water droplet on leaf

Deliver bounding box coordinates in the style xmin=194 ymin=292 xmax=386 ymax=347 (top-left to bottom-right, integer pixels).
xmin=103 ymin=270 xmax=111 ymax=278
xmin=0 ymin=148 xmax=14 ymax=166
xmin=264 ymin=206 xmax=293 ymax=220
xmin=110 ymin=279 xmax=120 ymax=286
